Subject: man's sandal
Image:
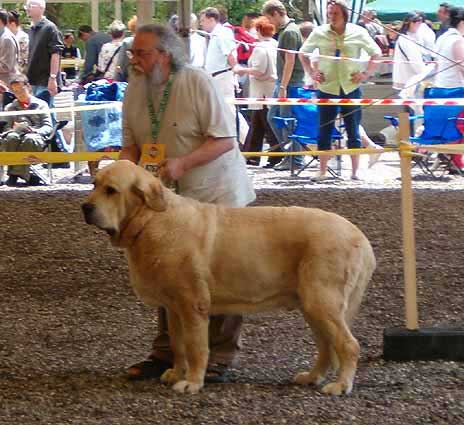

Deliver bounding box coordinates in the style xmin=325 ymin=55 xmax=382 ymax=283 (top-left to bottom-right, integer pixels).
xmin=127 ymin=357 xmax=229 ymax=383
xmin=204 ymin=363 xmax=229 ymax=384
xmin=127 ymin=357 xmax=171 ymax=381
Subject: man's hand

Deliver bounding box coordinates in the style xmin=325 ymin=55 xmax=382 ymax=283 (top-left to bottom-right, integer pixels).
xmin=48 ymin=77 xmax=58 ymax=96
xmin=0 ymin=80 xmax=8 ymax=94
xmin=278 ymin=86 xmax=287 ymax=98
xmin=233 ymin=66 xmax=247 ymax=76
xmin=310 ymin=70 xmax=325 ymax=83
xmin=158 ymin=158 xmax=187 ymax=182
xmin=351 ymin=71 xmax=368 ymax=84
xmin=13 ymin=121 xmax=32 ymax=133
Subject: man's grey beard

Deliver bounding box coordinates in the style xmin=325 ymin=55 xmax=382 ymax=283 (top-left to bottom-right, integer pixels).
xmin=150 ymin=63 xmax=164 ymax=86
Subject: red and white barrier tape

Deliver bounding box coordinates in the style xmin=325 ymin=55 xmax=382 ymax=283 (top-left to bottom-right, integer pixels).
xmin=0 ymin=101 xmax=122 ymax=118
xmin=194 ymin=30 xmax=435 ymax=65
xmin=229 ymin=97 xmax=464 ymax=106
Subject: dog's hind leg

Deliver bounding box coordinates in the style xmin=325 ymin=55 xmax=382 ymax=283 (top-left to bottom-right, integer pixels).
xmin=297 ymin=283 xmax=360 ymax=395
xmin=294 ymin=322 xmax=332 ymax=386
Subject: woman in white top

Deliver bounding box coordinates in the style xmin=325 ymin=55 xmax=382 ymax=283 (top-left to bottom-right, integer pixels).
xmin=97 ymin=20 xmax=126 ymax=79
xmin=392 ymin=12 xmax=426 ymax=91
xmin=434 ymin=7 xmax=464 ymax=89
xmin=233 ymin=17 xmax=280 ymax=167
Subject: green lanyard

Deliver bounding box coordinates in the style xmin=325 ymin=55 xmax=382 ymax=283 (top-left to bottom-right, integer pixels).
xmin=147 ymin=72 xmax=175 ymax=140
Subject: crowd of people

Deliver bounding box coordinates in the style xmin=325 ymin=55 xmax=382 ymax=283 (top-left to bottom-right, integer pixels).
xmin=1 ymin=0 xmax=464 ymax=186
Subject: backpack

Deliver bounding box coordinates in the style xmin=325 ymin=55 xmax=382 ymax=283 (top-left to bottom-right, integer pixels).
xmin=232 ymin=26 xmax=257 ymax=64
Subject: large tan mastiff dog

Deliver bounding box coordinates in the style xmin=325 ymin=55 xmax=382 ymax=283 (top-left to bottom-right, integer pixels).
xmin=82 ymin=160 xmax=376 ymax=396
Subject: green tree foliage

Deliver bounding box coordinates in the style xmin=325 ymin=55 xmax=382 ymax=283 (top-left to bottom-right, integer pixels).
xmin=3 ymin=0 xmax=305 ymax=34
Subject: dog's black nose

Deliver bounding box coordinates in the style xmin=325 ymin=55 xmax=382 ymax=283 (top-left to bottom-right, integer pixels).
xmin=81 ymin=203 xmax=95 ymax=222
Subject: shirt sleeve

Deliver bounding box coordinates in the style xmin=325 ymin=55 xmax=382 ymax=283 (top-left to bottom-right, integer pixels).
xmin=0 ymin=38 xmax=16 ymax=74
xmin=4 ymin=102 xmax=15 ymax=130
xmin=34 ymin=103 xmax=53 ymax=137
xmin=359 ymin=27 xmax=382 ymax=57
xmin=82 ymin=39 xmax=98 ymax=77
xmin=300 ymin=31 xmax=319 ymax=54
xmin=218 ymin=28 xmax=236 ymax=56
xmin=279 ymin=28 xmax=301 ymax=52
xmin=47 ymin=25 xmax=64 ymax=55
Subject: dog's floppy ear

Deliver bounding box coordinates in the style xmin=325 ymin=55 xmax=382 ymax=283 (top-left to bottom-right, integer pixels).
xmin=132 ymin=177 xmax=167 ymax=212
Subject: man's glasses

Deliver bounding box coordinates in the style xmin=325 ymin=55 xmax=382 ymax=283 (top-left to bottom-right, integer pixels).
xmin=126 ymin=47 xmax=164 ymax=59
xmin=126 ymin=48 xmax=158 ymax=60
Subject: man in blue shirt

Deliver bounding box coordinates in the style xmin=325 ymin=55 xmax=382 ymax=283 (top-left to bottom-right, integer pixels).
xmin=78 ymin=25 xmax=111 ymax=82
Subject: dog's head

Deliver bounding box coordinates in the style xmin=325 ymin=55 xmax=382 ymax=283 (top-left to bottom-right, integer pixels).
xmin=82 ymin=160 xmax=166 ymax=245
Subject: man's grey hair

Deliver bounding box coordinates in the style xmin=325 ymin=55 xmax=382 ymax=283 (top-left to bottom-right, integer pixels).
xmin=27 ymin=0 xmax=45 ymax=9
xmin=137 ymin=24 xmax=188 ymax=69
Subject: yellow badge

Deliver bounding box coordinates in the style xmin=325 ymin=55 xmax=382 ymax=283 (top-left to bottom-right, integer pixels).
xmin=140 ymin=143 xmax=165 ymax=175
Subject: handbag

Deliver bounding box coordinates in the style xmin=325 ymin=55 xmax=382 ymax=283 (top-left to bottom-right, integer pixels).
xmin=82 ymin=45 xmax=122 ymax=84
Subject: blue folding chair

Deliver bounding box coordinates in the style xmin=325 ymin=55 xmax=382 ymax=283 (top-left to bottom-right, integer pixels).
xmin=414 ymin=87 xmax=464 ymax=177
xmin=273 ymin=88 xmax=343 ymax=177
xmin=386 ymin=87 xmax=464 ymax=178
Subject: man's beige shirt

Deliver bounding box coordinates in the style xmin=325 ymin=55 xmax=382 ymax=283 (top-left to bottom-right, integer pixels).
xmin=300 ymin=23 xmax=381 ymax=95
xmin=123 ymin=66 xmax=255 ymax=207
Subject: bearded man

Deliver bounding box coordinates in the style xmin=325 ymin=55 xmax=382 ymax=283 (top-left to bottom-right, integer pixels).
xmin=119 ymin=24 xmax=255 ymax=382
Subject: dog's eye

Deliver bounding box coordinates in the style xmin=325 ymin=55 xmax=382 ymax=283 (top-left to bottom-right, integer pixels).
xmin=106 ymin=186 xmax=117 ymax=195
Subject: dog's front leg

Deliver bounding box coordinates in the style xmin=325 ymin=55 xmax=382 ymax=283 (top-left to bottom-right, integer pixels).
xmin=160 ymin=309 xmax=186 ymax=385
xmin=171 ymin=309 xmax=209 ymax=395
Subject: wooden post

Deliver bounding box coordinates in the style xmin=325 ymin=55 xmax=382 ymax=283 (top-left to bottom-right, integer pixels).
xmin=91 ymin=0 xmax=99 ymax=31
xmin=398 ymin=112 xmax=419 ymax=330
xmin=114 ymin=0 xmax=122 ymax=21
xmin=136 ymin=0 xmax=154 ymax=26
xmin=178 ymin=0 xmax=192 ymax=57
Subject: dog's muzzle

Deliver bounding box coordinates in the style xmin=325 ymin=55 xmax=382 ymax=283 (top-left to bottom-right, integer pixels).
xmin=81 ymin=202 xmax=117 ymax=237
xmin=81 ymin=202 xmax=95 ymax=224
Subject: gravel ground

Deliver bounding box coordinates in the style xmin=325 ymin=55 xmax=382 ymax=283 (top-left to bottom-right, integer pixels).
xmin=1 ymin=154 xmax=464 ymax=424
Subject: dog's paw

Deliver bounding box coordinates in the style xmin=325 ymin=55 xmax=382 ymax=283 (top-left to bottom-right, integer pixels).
xmin=160 ymin=368 xmax=182 ymax=385
xmin=294 ymin=371 xmax=325 ymax=386
xmin=172 ymin=380 xmax=203 ymax=394
xmin=321 ymin=381 xmax=352 ymax=396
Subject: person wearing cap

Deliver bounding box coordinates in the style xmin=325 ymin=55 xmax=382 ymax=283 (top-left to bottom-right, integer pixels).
xmin=299 ymin=0 xmax=381 ymax=181
xmin=25 ymin=0 xmax=64 ymax=99
xmin=0 ymin=74 xmax=52 ymax=186
xmin=97 ymin=20 xmax=126 ymax=80
xmin=78 ymin=24 xmax=111 ymax=82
